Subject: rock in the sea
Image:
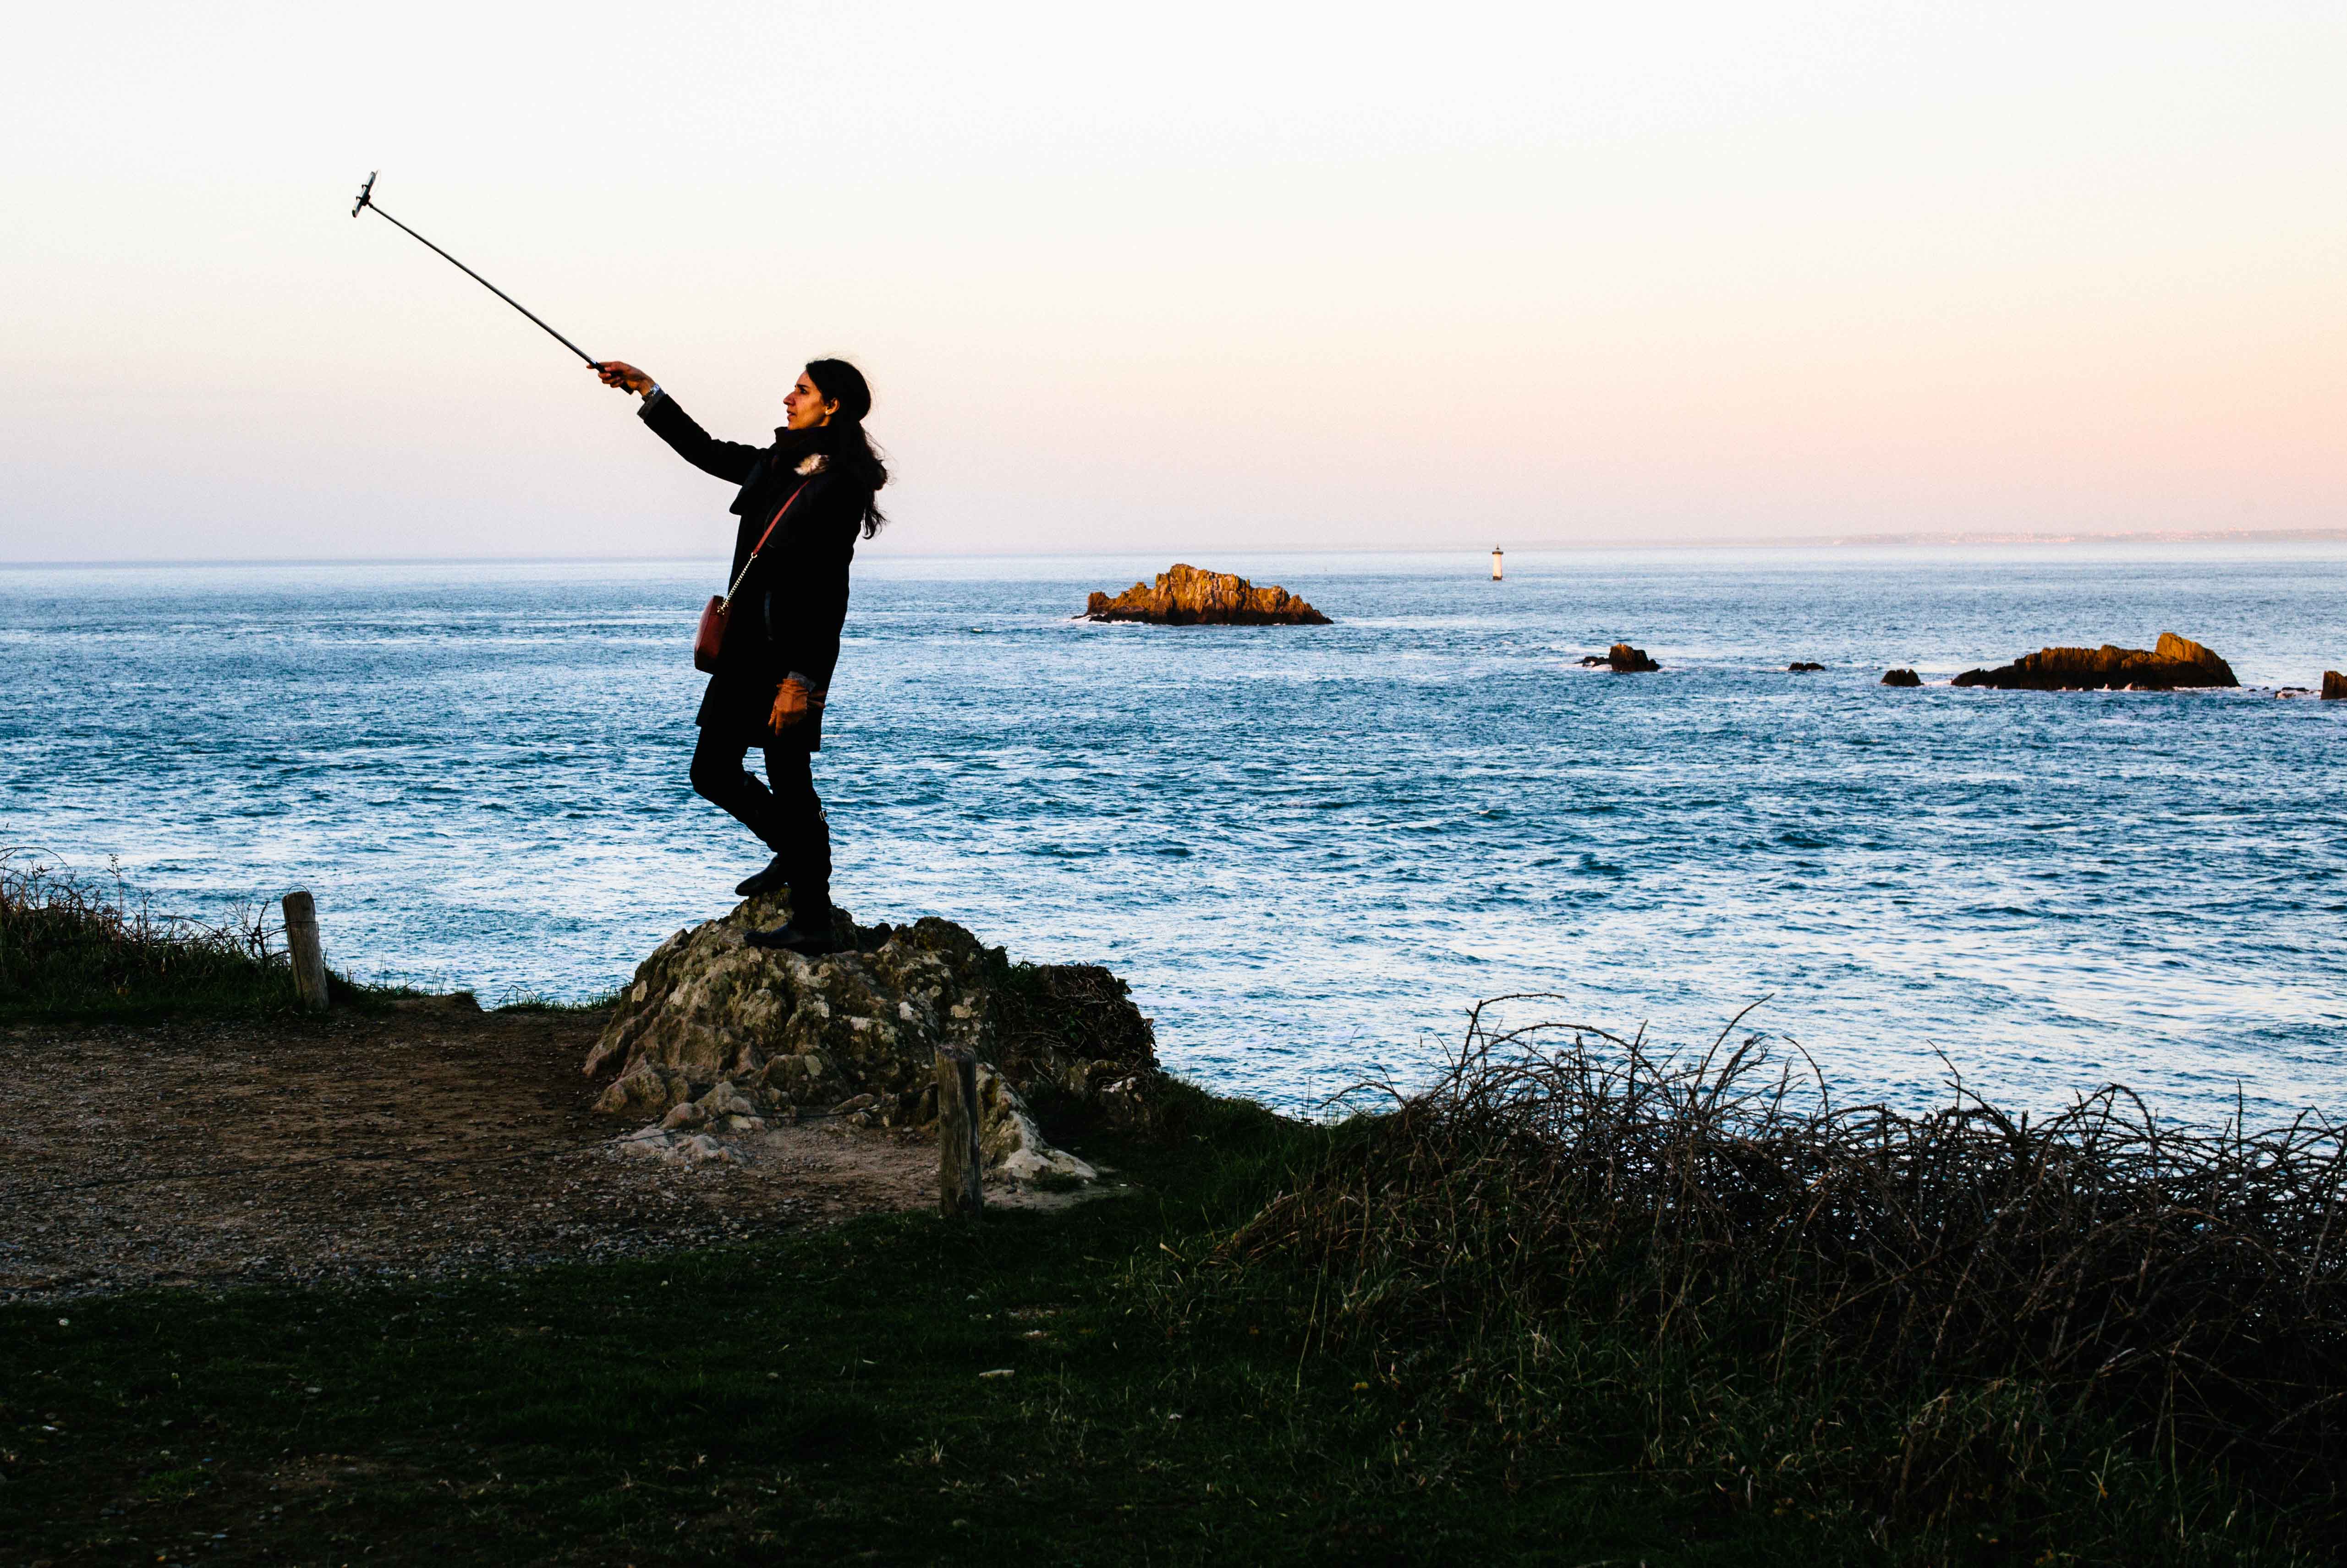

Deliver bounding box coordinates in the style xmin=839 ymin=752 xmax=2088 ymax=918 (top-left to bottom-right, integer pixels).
xmin=1952 ymin=633 xmax=2238 ymax=691
xmin=1579 ymin=642 xmax=1660 ymax=672
xmin=1881 ymin=668 xmax=1922 ymax=687
xmin=1788 ymin=661 xmax=1825 ymax=673
xmin=1085 ymin=564 xmax=1330 ymax=625
xmin=584 ymin=898 xmax=1162 ymax=1183
xmin=2325 ymin=671 xmax=2346 ymax=701
xmin=1610 ymin=642 xmax=1660 ymax=673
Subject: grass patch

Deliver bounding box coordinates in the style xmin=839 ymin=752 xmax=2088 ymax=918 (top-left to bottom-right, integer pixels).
xmin=1206 ymin=1001 xmax=2342 ymax=1563
xmin=490 ymin=987 xmax=621 ymax=1014
xmin=0 ymin=850 xmax=302 ymax=1021
xmin=0 ymin=851 xmax=464 ymax=1023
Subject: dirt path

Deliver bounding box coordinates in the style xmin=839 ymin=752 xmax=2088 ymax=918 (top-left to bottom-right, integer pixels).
xmin=0 ymin=1001 xmax=944 ymax=1303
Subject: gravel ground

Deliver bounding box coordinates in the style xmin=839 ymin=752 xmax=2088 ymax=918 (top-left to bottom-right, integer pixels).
xmin=0 ymin=1000 xmax=942 ymax=1303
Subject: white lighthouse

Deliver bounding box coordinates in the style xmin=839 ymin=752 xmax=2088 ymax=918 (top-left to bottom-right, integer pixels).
xmin=1491 ymin=547 xmax=1504 ymax=581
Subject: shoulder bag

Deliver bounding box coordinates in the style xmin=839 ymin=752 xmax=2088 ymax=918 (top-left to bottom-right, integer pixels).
xmin=693 ymin=480 xmax=815 ymax=674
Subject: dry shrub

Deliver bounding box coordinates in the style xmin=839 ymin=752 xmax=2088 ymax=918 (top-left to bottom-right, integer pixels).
xmin=1225 ymin=997 xmax=2346 ymax=1546
xmin=0 ymin=849 xmax=292 ymax=1016
xmin=989 ymin=959 xmax=1165 ymax=1137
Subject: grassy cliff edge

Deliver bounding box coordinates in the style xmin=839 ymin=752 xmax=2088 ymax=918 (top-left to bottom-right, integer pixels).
xmin=2 ymin=871 xmax=2334 ymax=1563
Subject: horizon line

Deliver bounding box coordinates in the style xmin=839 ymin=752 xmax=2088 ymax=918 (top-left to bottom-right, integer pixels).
xmin=3 ymin=525 xmax=2343 ymax=570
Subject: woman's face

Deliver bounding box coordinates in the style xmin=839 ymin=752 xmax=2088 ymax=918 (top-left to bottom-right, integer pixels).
xmin=782 ymin=372 xmax=839 ymax=431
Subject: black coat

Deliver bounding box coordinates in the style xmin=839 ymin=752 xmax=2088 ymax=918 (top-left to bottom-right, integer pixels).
xmin=640 ymin=392 xmax=868 ymax=750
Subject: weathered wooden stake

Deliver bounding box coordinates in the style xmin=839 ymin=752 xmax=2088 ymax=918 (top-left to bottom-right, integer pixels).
xmin=282 ymin=890 xmax=330 ymax=1012
xmin=935 ymin=1049 xmax=984 ymax=1218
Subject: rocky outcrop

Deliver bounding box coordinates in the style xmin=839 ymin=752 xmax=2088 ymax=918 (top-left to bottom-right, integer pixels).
xmin=1881 ymin=668 xmax=1922 ymax=687
xmin=1579 ymin=643 xmax=1660 ymax=672
xmin=1952 ymin=633 xmax=2238 ymax=691
xmin=1611 ymin=643 xmax=1661 ymax=673
xmin=1788 ymin=662 xmax=1825 ymax=673
xmin=2325 ymin=671 xmax=2346 ymax=701
xmin=1085 ymin=564 xmax=1330 ymax=625
xmin=584 ymin=898 xmax=1162 ymax=1182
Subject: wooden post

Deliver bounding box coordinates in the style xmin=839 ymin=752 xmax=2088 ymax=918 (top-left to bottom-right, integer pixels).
xmin=936 ymin=1049 xmax=984 ymax=1218
xmin=282 ymin=890 xmax=330 ymax=1012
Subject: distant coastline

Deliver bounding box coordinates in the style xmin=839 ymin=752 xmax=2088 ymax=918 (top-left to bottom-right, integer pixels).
xmin=1679 ymin=525 xmax=2347 ymax=549
xmin=1495 ymin=525 xmax=2347 ymax=552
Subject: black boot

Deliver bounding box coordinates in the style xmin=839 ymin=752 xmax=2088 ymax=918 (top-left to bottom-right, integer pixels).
xmin=735 ymin=854 xmax=790 ymax=898
xmin=746 ymin=888 xmax=841 ymax=955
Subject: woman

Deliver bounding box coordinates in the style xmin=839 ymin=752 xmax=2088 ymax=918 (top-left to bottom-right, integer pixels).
xmin=595 ymin=356 xmax=888 ymax=955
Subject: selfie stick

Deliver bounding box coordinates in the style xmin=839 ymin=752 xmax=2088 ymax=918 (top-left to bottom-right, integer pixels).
xmin=351 ymin=171 xmax=598 ymax=366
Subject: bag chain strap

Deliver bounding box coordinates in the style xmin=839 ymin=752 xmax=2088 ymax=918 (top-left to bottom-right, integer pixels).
xmin=721 ymin=481 xmax=813 ymax=609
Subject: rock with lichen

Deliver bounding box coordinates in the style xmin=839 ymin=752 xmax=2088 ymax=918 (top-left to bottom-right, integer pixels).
xmin=584 ymin=898 xmax=1161 ymax=1182
xmin=1085 ymin=564 xmax=1330 ymax=625
xmin=1952 ymin=633 xmax=2238 ymax=691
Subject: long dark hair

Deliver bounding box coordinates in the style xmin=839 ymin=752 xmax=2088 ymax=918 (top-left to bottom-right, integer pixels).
xmin=804 ymin=358 xmax=888 ymax=537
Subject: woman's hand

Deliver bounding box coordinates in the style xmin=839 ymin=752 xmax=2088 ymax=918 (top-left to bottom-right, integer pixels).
xmin=769 ymin=677 xmax=812 ymax=731
xmin=594 ymin=360 xmax=655 ymax=396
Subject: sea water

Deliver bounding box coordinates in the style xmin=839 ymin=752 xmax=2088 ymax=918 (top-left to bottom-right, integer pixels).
xmin=2 ymin=546 xmax=2341 ymax=1123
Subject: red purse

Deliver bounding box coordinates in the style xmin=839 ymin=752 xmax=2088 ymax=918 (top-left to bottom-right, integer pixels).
xmin=694 ymin=482 xmax=812 ymax=674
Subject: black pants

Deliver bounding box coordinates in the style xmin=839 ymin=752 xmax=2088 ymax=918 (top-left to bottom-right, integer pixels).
xmin=689 ymin=730 xmax=831 ymax=907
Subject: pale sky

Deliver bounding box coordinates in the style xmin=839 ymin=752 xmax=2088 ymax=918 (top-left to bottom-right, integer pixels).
xmin=4 ymin=3 xmax=2343 ymax=561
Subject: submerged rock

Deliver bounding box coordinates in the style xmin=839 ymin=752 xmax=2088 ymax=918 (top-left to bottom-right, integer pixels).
xmin=584 ymin=899 xmax=1162 ymax=1183
xmin=1085 ymin=564 xmax=1330 ymax=625
xmin=1881 ymin=668 xmax=1922 ymax=687
xmin=1579 ymin=643 xmax=1660 ymax=672
xmin=1952 ymin=633 xmax=2239 ymax=691
xmin=1788 ymin=662 xmax=1826 ymax=673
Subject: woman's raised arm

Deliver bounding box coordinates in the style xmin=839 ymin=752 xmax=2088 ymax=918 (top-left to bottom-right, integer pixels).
xmin=596 ymin=360 xmax=763 ymax=485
